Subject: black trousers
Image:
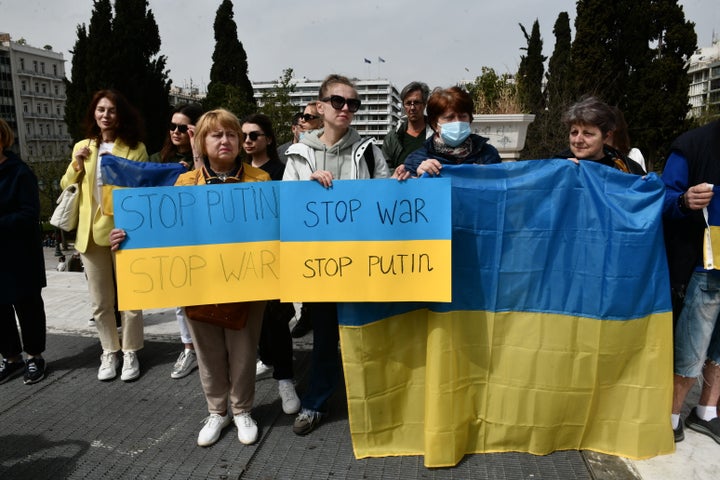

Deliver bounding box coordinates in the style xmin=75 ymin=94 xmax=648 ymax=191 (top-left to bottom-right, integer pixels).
xmin=257 ymin=300 xmax=295 ymax=380
xmin=0 ymin=290 xmax=47 ymax=357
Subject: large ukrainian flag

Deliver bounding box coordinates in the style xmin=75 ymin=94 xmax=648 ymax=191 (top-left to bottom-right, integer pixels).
xmin=338 ymin=161 xmax=673 ymax=467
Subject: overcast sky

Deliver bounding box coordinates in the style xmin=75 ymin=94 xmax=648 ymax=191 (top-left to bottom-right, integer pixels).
xmin=1 ymin=0 xmax=718 ymax=91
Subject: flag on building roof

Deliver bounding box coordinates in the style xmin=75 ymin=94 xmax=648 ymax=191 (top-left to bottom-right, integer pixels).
xmin=338 ymin=161 xmax=674 ymax=467
xmin=364 ymin=58 xmax=371 ymax=64
xmin=378 ymin=56 xmax=386 ymax=63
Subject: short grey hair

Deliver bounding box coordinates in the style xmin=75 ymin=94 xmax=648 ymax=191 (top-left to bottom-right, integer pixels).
xmin=400 ymin=81 xmax=430 ymax=103
xmin=562 ymin=96 xmax=616 ymax=135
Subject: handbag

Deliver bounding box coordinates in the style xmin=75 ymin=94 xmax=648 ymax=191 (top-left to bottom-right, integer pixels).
xmin=185 ymin=302 xmax=250 ymax=330
xmin=50 ymin=172 xmax=83 ymax=231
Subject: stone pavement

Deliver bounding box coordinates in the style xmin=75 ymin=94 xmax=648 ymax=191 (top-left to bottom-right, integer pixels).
xmin=0 ymin=247 xmax=716 ymax=479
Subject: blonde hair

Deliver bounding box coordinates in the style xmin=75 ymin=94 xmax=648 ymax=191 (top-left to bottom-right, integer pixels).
xmin=0 ymin=118 xmax=15 ymax=149
xmin=318 ymin=74 xmax=357 ymax=99
xmin=193 ymin=109 xmax=242 ymax=158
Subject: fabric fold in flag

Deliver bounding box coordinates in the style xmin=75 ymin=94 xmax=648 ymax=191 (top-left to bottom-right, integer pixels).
xmin=338 ymin=161 xmax=674 ymax=467
xmin=100 ymin=154 xmax=186 ymax=215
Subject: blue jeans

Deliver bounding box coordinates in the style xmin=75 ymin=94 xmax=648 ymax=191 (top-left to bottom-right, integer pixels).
xmin=300 ymin=302 xmax=340 ymax=413
xmin=675 ymin=272 xmax=720 ymax=377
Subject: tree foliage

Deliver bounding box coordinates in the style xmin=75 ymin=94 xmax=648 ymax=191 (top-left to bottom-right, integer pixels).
xmin=570 ymin=0 xmax=696 ymax=170
xmin=465 ymin=67 xmax=522 ymax=114
xmin=204 ymin=0 xmax=256 ymax=120
xmin=517 ymin=20 xmax=546 ymax=114
xmin=111 ymin=0 xmax=171 ymax=153
xmin=30 ymin=158 xmax=68 ymax=221
xmin=521 ymin=11 xmax=574 ymax=159
xmin=517 ymin=20 xmax=547 ymax=159
xmin=258 ymin=68 xmax=298 ymax=145
xmin=64 ymin=0 xmax=170 ymax=153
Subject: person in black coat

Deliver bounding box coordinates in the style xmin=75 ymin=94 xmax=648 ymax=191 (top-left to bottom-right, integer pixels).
xmin=0 ymin=119 xmax=47 ymax=385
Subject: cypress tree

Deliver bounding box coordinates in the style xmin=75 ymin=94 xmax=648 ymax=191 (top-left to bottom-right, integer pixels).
xmin=571 ymin=0 xmax=696 ymax=170
xmin=111 ymin=0 xmax=170 ymax=153
xmin=542 ymin=11 xmax=574 ymax=156
xmin=204 ymin=0 xmax=256 ymax=119
xmin=65 ymin=0 xmax=115 ymax=144
xmin=64 ymin=24 xmax=89 ymax=144
xmin=64 ymin=0 xmax=170 ymax=152
xmin=625 ymin=0 xmax=696 ymax=170
xmin=517 ymin=20 xmax=547 ymax=159
xmin=517 ymin=20 xmax=546 ymax=114
xmin=85 ymin=0 xmax=116 ymax=90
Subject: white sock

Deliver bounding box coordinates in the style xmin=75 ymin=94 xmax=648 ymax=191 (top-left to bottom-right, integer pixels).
xmin=696 ymin=405 xmax=718 ymax=421
xmin=278 ymin=379 xmax=293 ymax=388
xmin=671 ymin=413 xmax=680 ymax=429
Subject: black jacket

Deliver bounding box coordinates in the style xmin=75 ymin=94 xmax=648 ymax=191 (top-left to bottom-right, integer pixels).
xmin=0 ymin=150 xmax=46 ymax=303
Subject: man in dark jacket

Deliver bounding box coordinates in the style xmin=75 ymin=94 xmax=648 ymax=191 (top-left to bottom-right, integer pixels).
xmin=382 ymin=81 xmax=433 ymax=169
xmin=662 ymin=120 xmax=720 ymax=445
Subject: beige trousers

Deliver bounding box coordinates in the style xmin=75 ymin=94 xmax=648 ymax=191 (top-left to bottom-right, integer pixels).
xmin=187 ymin=301 xmax=265 ymax=415
xmin=81 ymin=238 xmax=143 ymax=352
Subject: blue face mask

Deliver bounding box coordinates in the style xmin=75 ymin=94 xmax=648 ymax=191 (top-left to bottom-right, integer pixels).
xmin=440 ymin=121 xmax=471 ymax=147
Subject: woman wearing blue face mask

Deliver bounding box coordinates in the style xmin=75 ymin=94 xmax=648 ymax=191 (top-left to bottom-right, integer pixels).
xmin=403 ymin=86 xmax=500 ymax=176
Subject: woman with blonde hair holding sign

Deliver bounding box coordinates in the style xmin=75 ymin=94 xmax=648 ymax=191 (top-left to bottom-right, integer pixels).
xmin=283 ymin=74 xmax=398 ymax=435
xmin=112 ymin=108 xmax=270 ymax=447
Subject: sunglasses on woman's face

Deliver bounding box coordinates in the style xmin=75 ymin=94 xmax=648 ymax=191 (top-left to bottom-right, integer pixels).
xmin=320 ymin=95 xmax=361 ymax=113
xmin=300 ymin=114 xmax=319 ymax=122
xmin=244 ymin=131 xmax=266 ymax=141
xmin=169 ymin=123 xmax=189 ymax=134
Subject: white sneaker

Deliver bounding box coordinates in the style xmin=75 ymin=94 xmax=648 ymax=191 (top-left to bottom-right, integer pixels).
xmin=278 ymin=379 xmax=301 ymax=414
xmin=120 ymin=351 xmax=140 ymax=381
xmin=255 ymin=359 xmax=271 ymax=378
xmin=171 ymin=349 xmax=197 ymax=379
xmin=197 ymin=413 xmax=232 ymax=447
xmin=234 ymin=412 xmax=258 ymax=445
xmin=97 ymin=351 xmax=118 ymax=381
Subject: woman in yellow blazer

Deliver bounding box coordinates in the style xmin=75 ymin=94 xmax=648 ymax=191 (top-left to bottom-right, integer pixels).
xmin=60 ymin=89 xmax=147 ymax=382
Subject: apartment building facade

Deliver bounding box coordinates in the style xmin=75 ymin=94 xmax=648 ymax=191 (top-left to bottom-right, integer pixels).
xmin=0 ymin=33 xmax=70 ymax=162
xmin=688 ymin=39 xmax=720 ymax=118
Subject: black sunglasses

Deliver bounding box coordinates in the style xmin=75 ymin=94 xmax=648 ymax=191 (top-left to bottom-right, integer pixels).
xmin=300 ymin=113 xmax=319 ymax=122
xmin=320 ymin=95 xmax=361 ymax=113
xmin=169 ymin=123 xmax=189 ymax=134
xmin=244 ymin=131 xmax=266 ymax=141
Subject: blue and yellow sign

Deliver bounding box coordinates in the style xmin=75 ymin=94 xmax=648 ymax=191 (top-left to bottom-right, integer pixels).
xmin=113 ymin=179 xmax=451 ymax=309
xmin=279 ymin=178 xmax=451 ymax=302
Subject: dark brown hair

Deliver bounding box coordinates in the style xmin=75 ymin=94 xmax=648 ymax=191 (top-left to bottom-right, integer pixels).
xmin=241 ymin=113 xmax=280 ymax=163
xmin=158 ymin=103 xmax=204 ymax=163
xmin=426 ymin=86 xmax=474 ymax=132
xmin=83 ymin=89 xmax=144 ymax=148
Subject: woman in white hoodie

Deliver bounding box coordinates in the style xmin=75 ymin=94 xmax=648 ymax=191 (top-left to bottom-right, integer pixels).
xmin=283 ymin=74 xmax=393 ymax=435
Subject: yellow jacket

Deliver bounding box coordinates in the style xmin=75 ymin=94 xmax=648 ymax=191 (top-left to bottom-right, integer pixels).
xmin=174 ymin=163 xmax=270 ymax=186
xmin=60 ymin=138 xmax=148 ymax=252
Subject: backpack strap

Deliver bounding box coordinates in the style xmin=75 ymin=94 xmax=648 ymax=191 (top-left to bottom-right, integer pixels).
xmin=363 ymin=143 xmax=375 ymax=179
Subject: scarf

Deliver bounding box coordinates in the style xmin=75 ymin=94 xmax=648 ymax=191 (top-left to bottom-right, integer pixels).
xmin=433 ymin=136 xmax=473 ymax=162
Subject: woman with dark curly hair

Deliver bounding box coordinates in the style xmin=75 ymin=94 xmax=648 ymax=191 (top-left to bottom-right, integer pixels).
xmin=60 ymin=89 xmax=147 ymax=382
